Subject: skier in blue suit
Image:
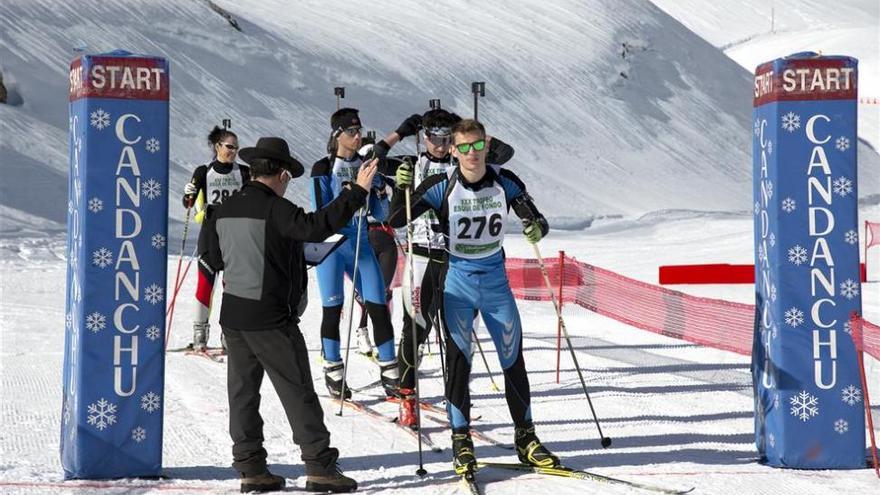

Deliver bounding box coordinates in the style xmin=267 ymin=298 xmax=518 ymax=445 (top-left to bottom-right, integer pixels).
xmin=388 ymin=118 xmax=559 ymax=476
xmin=311 ymin=107 xmax=421 ymax=399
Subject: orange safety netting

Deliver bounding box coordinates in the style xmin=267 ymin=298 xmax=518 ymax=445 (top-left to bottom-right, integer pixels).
xmin=391 ymin=249 xmax=880 ymax=360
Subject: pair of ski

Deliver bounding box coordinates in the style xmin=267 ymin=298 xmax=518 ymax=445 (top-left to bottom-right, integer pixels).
xmin=167 ymin=345 xmax=226 ymax=363
xmin=329 ymin=395 xmax=505 ymax=454
xmin=460 ymin=462 xmax=694 ymax=495
xmin=330 ymin=396 xmax=442 ymax=453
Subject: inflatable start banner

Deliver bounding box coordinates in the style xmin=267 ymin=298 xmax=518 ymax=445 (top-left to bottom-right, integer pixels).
xmin=62 ymin=50 xmax=169 ymax=478
xmin=752 ymin=52 xmax=864 ymax=468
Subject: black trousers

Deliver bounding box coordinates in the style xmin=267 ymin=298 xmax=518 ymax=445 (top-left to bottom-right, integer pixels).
xmin=223 ymin=322 xmax=338 ymax=476
xmin=398 ymin=256 xmax=446 ymax=390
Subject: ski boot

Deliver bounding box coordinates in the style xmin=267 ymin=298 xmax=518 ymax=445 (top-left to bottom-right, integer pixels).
xmin=355 ymin=326 xmax=373 ymax=357
xmin=397 ymin=388 xmax=418 ymax=429
xmin=452 ymin=432 xmax=477 ymax=476
xmin=515 ymin=424 xmax=560 ymax=468
xmin=240 ymin=470 xmax=285 ymax=493
xmin=323 ymin=360 xmax=352 ymax=400
xmin=305 ymin=462 xmax=357 ymax=493
xmin=192 ymin=322 xmax=209 ymax=351
xmin=378 ymin=358 xmax=401 ymax=398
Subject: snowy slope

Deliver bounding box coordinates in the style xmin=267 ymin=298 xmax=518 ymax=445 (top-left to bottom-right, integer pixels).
xmin=4 ymin=0 xmax=862 ymax=238
xmin=649 ymin=0 xmax=880 ymax=155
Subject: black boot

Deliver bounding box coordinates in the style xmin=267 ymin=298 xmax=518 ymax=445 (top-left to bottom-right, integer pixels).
xmin=378 ymin=358 xmax=400 ymax=398
xmin=324 ymin=360 xmax=352 ymax=400
xmin=306 ymin=450 xmax=358 ymax=493
xmin=240 ymin=470 xmax=285 ymax=493
xmin=515 ymin=425 xmax=560 ymax=468
xmin=452 ymin=432 xmax=477 ymax=476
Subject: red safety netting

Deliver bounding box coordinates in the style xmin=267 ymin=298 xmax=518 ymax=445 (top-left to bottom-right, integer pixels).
xmin=390 ymin=249 xmax=880 ymax=360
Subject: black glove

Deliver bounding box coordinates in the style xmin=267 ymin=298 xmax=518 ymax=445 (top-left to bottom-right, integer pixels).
xmin=395 ymin=114 xmax=422 ymax=139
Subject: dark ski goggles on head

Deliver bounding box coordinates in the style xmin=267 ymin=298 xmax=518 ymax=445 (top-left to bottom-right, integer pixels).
xmin=342 ymin=126 xmax=362 ymax=137
xmin=426 ymin=133 xmax=452 ymax=146
xmin=455 ymin=139 xmax=486 ymax=153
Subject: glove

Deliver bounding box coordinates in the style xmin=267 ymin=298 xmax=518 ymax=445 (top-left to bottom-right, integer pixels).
xmin=358 ymin=144 xmax=377 ymax=162
xmin=395 ymin=114 xmax=422 ymax=139
xmin=523 ymin=220 xmax=543 ymax=244
xmin=395 ymin=162 xmax=414 ymax=189
xmin=182 ymin=182 xmax=197 ymax=208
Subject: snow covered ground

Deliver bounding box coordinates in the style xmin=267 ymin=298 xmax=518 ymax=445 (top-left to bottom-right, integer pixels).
xmin=2 ymin=212 xmax=880 ymax=494
xmin=2 ymin=0 xmax=880 ymax=493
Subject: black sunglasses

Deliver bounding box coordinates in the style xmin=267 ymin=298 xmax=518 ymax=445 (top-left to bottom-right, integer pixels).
xmin=219 ymin=142 xmax=238 ymax=150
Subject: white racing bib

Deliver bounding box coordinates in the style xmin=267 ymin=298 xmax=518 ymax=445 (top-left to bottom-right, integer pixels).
xmin=447 ymin=178 xmax=507 ymax=259
xmin=331 ymin=156 xmax=362 ymax=195
xmin=205 ymin=163 xmax=244 ymax=205
xmin=412 ymin=155 xmax=450 ymax=249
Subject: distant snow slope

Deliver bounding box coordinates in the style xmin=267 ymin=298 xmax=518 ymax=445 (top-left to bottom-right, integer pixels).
xmin=6 ymin=0 xmax=867 ymax=239
xmin=649 ymin=0 xmax=879 ymax=153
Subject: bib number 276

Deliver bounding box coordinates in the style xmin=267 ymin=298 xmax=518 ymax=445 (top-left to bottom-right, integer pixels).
xmin=457 ymin=213 xmax=502 ymax=239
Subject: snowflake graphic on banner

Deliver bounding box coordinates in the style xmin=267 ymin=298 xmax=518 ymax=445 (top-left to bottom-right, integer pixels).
xmin=768 ymin=433 xmax=776 ymax=449
xmin=86 ymin=398 xmax=117 ymax=430
xmin=90 ymin=109 xmax=110 ymax=130
xmin=790 ymin=390 xmax=819 ymax=422
xmin=787 ymin=245 xmax=807 ymax=266
xmin=142 ymin=179 xmax=162 ymax=200
xmin=834 ymin=419 xmax=848 ymax=434
xmin=840 ymin=279 xmax=860 ymax=300
xmin=766 ymin=181 xmax=774 ymax=200
xmin=769 ymin=232 xmax=776 ymax=247
xmin=141 ymin=391 xmax=161 ymax=413
xmin=757 ymin=244 xmax=765 ymax=263
xmin=754 ymin=201 xmax=760 ymax=216
xmin=781 ymin=197 xmax=796 ymax=213
xmin=767 ymin=140 xmax=773 ymax=155
xmin=145 ymin=137 xmax=161 ymax=153
xmin=784 ymin=307 xmax=804 ymax=327
xmin=833 ymin=177 xmax=853 ymax=197
xmin=843 ymin=321 xmax=852 ymax=335
xmin=151 ymin=233 xmax=166 ymax=249
xmin=68 ymin=200 xmax=74 ymax=214
xmin=841 ymin=385 xmax=862 ymax=406
xmin=781 ymin=112 xmax=801 ymax=132
xmin=88 ymin=197 xmax=103 ymax=213
xmin=65 ymin=312 xmax=72 ymax=329
xmin=754 ymin=119 xmax=760 ymax=138
xmin=770 ymin=284 xmax=777 ymax=302
xmin=92 ymin=247 xmax=113 ymax=268
xmin=132 ymin=426 xmax=147 ymax=443
xmin=835 ymin=136 xmax=850 ymax=152
xmin=844 ymin=230 xmax=858 ymax=245
xmin=146 ymin=325 xmax=161 ymax=341
xmin=145 ymin=283 xmax=164 ymax=305
xmin=774 ymin=393 xmax=781 ymax=410
xmin=85 ymin=311 xmax=107 ymax=333
xmin=63 ymin=400 xmax=72 ymax=426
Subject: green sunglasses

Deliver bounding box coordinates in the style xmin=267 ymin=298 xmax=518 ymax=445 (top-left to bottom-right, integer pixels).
xmin=455 ymin=139 xmax=486 ymax=154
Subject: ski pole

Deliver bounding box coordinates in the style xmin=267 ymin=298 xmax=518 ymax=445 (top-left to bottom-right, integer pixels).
xmin=471 ymin=82 xmax=485 ymax=120
xmin=530 ymin=240 xmax=612 ymax=448
xmin=404 ymin=162 xmax=428 ymax=477
xmin=471 ymin=327 xmax=501 ymax=392
xmin=334 ymin=86 xmax=345 ymax=110
xmin=165 ymin=206 xmax=193 ymax=349
xmin=337 ymin=203 xmax=367 ymax=417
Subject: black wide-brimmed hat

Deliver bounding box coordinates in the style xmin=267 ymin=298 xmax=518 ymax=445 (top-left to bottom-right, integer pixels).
xmin=238 ymin=137 xmax=305 ymax=178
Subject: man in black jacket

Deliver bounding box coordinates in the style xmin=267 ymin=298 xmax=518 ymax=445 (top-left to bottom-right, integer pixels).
xmin=203 ymin=137 xmax=375 ymax=493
